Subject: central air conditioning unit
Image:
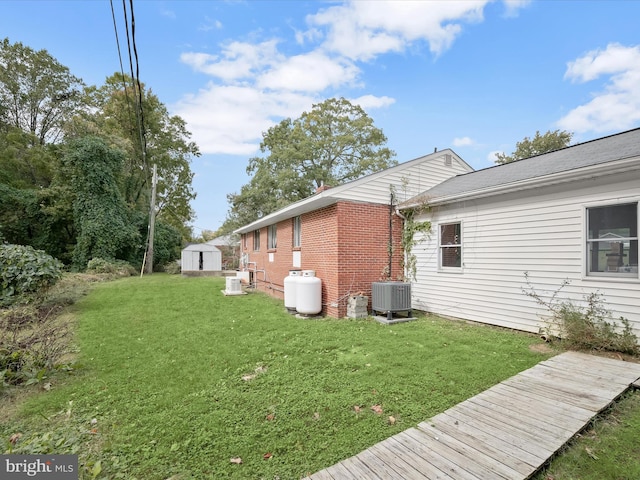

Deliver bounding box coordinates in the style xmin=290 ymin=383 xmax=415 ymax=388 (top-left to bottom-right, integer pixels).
xmin=371 ymin=282 xmax=412 ymax=320
xmin=222 ymin=277 xmax=244 ymax=296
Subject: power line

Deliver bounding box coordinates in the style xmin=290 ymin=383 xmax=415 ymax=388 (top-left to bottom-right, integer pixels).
xmin=110 ymin=0 xmax=156 ymax=272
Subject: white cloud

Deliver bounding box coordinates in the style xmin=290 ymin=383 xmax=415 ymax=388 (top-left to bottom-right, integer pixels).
xmin=175 ymin=0 xmax=506 ymax=155
xmin=198 ymin=16 xmax=223 ymax=32
xmin=257 ymin=52 xmax=360 ymax=92
xmin=173 ymin=84 xmax=315 ymax=155
xmin=487 ymin=150 xmax=503 ymax=163
xmin=453 ymin=136 xmax=475 ymax=147
xmin=502 ymin=0 xmax=532 ymax=18
xmin=160 ymin=8 xmax=176 ymax=19
xmin=307 ymin=0 xmax=488 ymax=60
xmin=350 ymin=95 xmax=396 ymax=110
xmin=558 ymin=43 xmax=640 ymax=133
xmin=180 ymin=40 xmax=282 ymax=82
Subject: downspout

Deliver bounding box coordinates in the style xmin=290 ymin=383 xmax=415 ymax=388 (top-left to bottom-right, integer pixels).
xmin=389 ymin=192 xmax=394 ymax=280
xmin=394 ymin=204 xmax=407 ymax=280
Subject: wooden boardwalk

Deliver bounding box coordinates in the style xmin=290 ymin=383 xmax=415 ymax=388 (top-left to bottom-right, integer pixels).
xmin=304 ymin=351 xmax=640 ymax=480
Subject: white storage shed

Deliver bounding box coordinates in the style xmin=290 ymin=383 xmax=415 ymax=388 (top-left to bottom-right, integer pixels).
xmin=181 ymin=243 xmax=222 ymax=274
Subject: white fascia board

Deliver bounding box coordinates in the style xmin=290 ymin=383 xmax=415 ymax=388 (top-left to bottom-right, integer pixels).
xmin=234 ymin=149 xmax=469 ymax=234
xmin=233 ymin=193 xmax=345 ymax=234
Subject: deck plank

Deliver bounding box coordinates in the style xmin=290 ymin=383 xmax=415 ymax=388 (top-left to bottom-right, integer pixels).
xmin=304 ymin=352 xmax=640 ymax=479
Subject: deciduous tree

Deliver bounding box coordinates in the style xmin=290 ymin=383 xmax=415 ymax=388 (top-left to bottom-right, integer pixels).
xmin=63 ymin=136 xmax=139 ymax=270
xmin=495 ymin=129 xmax=573 ymax=164
xmin=0 ymin=38 xmax=84 ymax=145
xmin=69 ymin=73 xmax=199 ymax=234
xmin=223 ymin=97 xmax=396 ymax=230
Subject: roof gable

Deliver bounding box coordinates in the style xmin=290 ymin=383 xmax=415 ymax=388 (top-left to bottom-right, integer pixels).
xmin=235 ymin=149 xmax=472 ymax=234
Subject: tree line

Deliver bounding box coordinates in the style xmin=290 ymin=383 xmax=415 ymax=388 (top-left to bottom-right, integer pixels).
xmin=0 ymin=38 xmax=199 ymax=270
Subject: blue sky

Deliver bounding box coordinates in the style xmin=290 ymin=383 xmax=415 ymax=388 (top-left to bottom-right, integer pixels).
xmin=3 ymin=1 xmax=640 ymax=234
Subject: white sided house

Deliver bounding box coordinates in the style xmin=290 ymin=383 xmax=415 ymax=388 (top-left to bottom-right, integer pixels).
xmin=181 ymin=243 xmax=222 ymax=275
xmin=401 ymin=129 xmax=640 ymax=338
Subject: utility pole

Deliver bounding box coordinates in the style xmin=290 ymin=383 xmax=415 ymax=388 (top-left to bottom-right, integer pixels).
xmin=145 ymin=164 xmax=157 ymax=274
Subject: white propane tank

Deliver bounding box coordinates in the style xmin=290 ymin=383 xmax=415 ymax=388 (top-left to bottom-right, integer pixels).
xmin=284 ymin=269 xmax=301 ymax=313
xmin=296 ymin=270 xmax=322 ymax=315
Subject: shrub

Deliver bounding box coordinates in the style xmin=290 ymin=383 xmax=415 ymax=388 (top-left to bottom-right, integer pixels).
xmin=0 ymin=304 xmax=73 ymax=388
xmin=86 ymin=258 xmax=136 ymax=277
xmin=0 ymin=244 xmax=63 ymax=305
xmin=523 ymin=273 xmax=639 ymax=355
xmin=163 ymin=261 xmax=181 ymax=275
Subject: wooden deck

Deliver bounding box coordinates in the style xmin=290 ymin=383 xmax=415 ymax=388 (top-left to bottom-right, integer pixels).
xmin=303 ymin=351 xmax=640 ymax=480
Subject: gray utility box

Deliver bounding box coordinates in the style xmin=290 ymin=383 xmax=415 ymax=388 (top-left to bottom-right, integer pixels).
xmin=371 ymin=282 xmax=412 ymax=320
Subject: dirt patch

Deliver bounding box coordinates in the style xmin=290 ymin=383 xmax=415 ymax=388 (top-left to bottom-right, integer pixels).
xmin=529 ymin=343 xmax=556 ymax=355
xmin=527 ymin=342 xmax=640 ymax=363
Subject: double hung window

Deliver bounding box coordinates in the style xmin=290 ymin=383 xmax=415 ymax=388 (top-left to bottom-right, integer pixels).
xmin=439 ymin=222 xmax=462 ymax=269
xmin=586 ymin=203 xmax=638 ymax=277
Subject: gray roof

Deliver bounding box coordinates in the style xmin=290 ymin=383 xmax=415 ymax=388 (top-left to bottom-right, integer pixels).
xmin=407 ymin=128 xmax=640 ymax=203
xmin=206 ymin=234 xmax=239 ymax=246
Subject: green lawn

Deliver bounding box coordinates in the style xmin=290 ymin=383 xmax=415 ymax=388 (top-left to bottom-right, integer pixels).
xmin=3 ymin=275 xmax=551 ymax=479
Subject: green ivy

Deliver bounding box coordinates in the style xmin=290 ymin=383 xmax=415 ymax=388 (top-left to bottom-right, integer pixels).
xmin=63 ymin=137 xmax=139 ymax=270
xmin=401 ymin=208 xmax=432 ymax=281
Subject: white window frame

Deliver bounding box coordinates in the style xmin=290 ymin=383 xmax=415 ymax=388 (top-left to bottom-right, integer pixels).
xmin=268 ymin=224 xmax=277 ymax=250
xmin=293 ymin=216 xmax=301 ymax=248
xmin=584 ymin=201 xmax=638 ymax=279
xmin=438 ymin=221 xmax=462 ymax=271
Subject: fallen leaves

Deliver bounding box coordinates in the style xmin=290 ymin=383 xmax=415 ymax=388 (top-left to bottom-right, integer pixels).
xmin=585 ymin=447 xmax=599 ymax=460
xmin=9 ymin=433 xmax=22 ymax=445
xmin=230 ymin=457 xmax=242 ymax=464
xmin=263 ymin=452 xmax=272 ymax=460
xmin=353 ymin=405 xmax=361 ymax=414
xmin=370 ymin=404 xmax=383 ymax=415
xmin=388 ymin=416 xmax=396 ymax=425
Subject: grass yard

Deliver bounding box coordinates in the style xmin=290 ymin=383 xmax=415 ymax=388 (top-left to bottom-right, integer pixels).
xmin=2 ymin=275 xmax=552 ymax=479
xmin=534 ymin=390 xmax=640 ymax=480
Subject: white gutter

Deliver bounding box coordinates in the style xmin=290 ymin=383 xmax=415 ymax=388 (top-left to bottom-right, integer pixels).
xmin=400 ymin=156 xmax=640 ymax=210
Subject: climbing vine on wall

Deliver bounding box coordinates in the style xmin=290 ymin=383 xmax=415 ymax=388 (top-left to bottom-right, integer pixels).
xmin=390 ymin=182 xmax=432 ymax=281
xmin=401 ymin=207 xmax=432 ymax=281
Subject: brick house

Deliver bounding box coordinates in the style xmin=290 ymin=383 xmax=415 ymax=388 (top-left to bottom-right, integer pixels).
xmin=234 ymin=149 xmax=473 ymax=317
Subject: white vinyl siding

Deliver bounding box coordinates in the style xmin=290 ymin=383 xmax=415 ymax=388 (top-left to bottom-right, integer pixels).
xmin=342 ymin=152 xmax=472 ymax=204
xmin=410 ymin=170 xmax=640 ymax=338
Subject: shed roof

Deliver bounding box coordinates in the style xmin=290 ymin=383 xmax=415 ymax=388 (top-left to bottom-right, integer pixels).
xmin=206 ymin=234 xmax=239 ymax=246
xmin=182 ymin=243 xmax=221 ymax=252
xmin=402 ymin=128 xmax=640 ymax=207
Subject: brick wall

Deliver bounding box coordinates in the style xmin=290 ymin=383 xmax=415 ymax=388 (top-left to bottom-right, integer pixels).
xmin=240 ymin=201 xmax=404 ymax=317
xmin=335 ymin=202 xmax=404 ymax=317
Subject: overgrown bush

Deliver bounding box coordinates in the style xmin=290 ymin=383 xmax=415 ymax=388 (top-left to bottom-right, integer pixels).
xmin=0 ymin=304 xmax=73 ymax=388
xmin=86 ymin=258 xmax=136 ymax=277
xmin=523 ymin=273 xmax=639 ymax=355
xmin=163 ymin=261 xmax=181 ymax=275
xmin=0 ymin=244 xmax=63 ymax=306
